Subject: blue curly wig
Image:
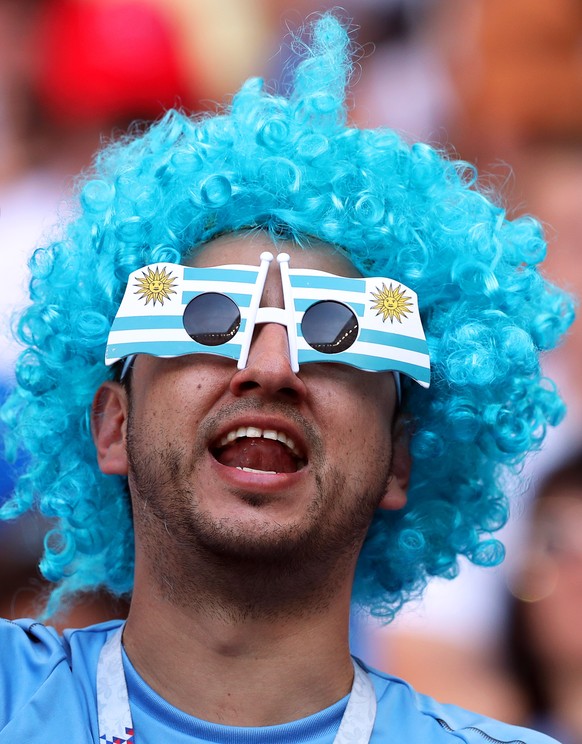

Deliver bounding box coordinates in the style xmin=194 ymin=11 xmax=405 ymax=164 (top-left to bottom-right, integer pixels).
xmin=0 ymin=14 xmax=574 ymax=619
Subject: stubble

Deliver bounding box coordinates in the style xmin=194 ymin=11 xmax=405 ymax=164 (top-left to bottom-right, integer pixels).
xmin=126 ymin=398 xmax=393 ymax=621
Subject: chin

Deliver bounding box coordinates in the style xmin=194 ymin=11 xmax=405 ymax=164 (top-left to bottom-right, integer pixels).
xmin=186 ymin=506 xmax=323 ymax=564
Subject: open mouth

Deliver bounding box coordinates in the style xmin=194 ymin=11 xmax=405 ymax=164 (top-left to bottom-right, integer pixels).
xmin=210 ymin=426 xmax=307 ymax=474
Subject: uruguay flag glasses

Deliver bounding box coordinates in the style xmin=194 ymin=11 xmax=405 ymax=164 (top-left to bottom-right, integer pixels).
xmin=105 ymin=252 xmax=431 ymax=389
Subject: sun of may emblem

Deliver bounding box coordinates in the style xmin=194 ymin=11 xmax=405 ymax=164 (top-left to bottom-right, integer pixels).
xmin=134 ymin=266 xmax=177 ymax=306
xmin=370 ymin=282 xmax=413 ymax=323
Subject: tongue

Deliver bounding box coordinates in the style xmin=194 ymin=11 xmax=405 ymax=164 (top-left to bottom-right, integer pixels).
xmin=216 ymin=438 xmax=298 ymax=473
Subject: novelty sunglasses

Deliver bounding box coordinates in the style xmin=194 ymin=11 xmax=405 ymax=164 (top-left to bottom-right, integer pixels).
xmin=105 ymin=252 xmax=431 ymax=388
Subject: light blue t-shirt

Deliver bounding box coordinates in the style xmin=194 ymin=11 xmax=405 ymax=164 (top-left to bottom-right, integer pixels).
xmin=0 ymin=618 xmax=561 ymax=743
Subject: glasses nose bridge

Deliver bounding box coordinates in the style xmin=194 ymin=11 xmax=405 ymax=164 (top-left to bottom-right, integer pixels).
xmin=254 ymin=305 xmax=289 ymax=328
xmin=237 ymin=252 xmax=299 ymax=372
xmin=247 ymin=311 xmax=293 ymax=362
xmin=241 ymin=304 xmax=298 ymax=372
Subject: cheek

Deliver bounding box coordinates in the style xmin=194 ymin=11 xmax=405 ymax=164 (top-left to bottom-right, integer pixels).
xmin=134 ymin=360 xmax=233 ymax=429
xmin=348 ymin=375 xmax=394 ymax=431
xmin=350 ymin=401 xmax=392 ymax=460
xmin=316 ymin=379 xmax=394 ymax=460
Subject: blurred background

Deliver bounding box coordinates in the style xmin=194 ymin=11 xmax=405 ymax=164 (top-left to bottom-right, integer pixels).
xmin=0 ymin=0 xmax=581 ymax=740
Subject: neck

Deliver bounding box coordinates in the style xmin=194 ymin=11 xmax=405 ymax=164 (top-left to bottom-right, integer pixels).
xmin=123 ymin=551 xmax=357 ymax=726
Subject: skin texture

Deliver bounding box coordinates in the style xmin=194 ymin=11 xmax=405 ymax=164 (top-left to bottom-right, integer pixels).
xmin=91 ymin=232 xmax=409 ymax=725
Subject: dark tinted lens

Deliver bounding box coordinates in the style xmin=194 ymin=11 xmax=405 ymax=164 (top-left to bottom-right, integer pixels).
xmin=301 ymin=301 xmax=358 ymax=354
xmin=183 ymin=293 xmax=241 ymax=346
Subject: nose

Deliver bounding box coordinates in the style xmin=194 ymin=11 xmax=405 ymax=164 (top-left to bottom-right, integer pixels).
xmin=229 ymin=322 xmax=307 ymax=402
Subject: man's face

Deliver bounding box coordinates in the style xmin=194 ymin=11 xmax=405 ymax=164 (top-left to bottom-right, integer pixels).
xmin=96 ymin=233 xmax=407 ymax=597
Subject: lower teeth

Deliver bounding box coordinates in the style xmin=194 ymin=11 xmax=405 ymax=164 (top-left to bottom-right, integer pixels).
xmin=236 ymin=466 xmax=277 ymax=474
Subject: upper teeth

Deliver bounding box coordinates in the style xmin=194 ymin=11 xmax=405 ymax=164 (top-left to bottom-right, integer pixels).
xmin=219 ymin=427 xmax=300 ymax=457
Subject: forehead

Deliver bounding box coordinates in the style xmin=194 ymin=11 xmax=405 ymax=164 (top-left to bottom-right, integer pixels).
xmin=187 ymin=232 xmax=361 ymax=278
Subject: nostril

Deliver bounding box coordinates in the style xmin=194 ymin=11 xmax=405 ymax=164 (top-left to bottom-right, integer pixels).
xmin=234 ymin=378 xmax=301 ymax=400
xmin=238 ymin=379 xmax=261 ymax=392
xmin=279 ymin=386 xmax=301 ymax=401
xmin=230 ymin=363 xmax=307 ymax=401
xmin=230 ymin=326 xmax=308 ymax=400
